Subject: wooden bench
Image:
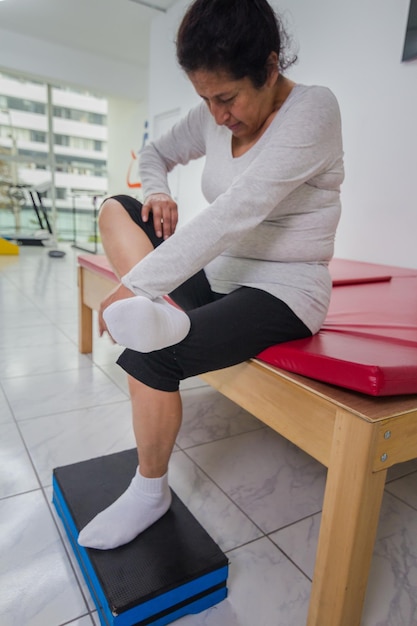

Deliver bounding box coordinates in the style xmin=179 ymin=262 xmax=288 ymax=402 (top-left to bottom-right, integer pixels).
xmin=77 ymin=253 xmax=417 ymax=626
xmin=77 ymin=254 xmax=119 ymax=354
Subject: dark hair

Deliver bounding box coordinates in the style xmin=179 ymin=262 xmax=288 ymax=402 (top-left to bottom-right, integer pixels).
xmin=176 ymin=0 xmax=297 ymax=88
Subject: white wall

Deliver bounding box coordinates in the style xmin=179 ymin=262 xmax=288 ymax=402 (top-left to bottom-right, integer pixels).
xmin=107 ymin=97 xmax=147 ymax=198
xmin=0 ymin=28 xmax=147 ymax=101
xmin=148 ymin=0 xmax=417 ymax=268
xmin=148 ymin=0 xmax=206 ymax=225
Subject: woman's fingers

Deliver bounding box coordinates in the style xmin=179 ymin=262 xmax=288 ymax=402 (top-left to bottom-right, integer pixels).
xmin=98 ymin=284 xmax=134 ymax=338
xmin=142 ymin=193 xmax=178 ymax=239
xmin=98 ymin=308 xmax=112 ymax=339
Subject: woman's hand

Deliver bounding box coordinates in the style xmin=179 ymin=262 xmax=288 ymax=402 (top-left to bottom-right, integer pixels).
xmin=98 ymin=283 xmax=135 ymax=339
xmin=142 ymin=193 xmax=178 ymax=239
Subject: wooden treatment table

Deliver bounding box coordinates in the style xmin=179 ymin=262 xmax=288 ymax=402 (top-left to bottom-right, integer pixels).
xmin=77 ymin=253 xmax=417 ymax=626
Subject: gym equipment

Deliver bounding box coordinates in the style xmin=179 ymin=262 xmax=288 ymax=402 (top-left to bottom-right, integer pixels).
xmin=1 ymin=182 xmax=53 ymax=246
xmin=0 ymin=237 xmax=19 ymax=255
xmin=52 ymin=448 xmax=229 ymax=626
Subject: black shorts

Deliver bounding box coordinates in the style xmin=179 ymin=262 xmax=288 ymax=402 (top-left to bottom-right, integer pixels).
xmin=110 ymin=195 xmax=312 ymax=392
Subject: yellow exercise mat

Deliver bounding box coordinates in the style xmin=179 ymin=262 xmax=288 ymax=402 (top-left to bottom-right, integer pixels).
xmin=0 ymin=237 xmax=19 ymax=255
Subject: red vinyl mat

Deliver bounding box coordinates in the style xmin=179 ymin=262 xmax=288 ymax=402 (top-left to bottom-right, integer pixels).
xmin=258 ymin=261 xmax=417 ymax=396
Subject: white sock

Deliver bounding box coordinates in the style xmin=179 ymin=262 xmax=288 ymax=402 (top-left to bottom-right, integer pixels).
xmin=77 ymin=468 xmax=172 ymax=550
xmin=103 ymin=296 xmax=191 ymax=352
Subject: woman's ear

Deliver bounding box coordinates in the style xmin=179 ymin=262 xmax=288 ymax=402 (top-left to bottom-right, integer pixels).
xmin=265 ymin=51 xmax=280 ymax=86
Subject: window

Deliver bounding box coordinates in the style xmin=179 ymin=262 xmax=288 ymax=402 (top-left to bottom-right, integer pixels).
xmin=53 ymin=106 xmax=106 ymax=125
xmin=30 ymin=130 xmax=47 ymax=143
xmin=6 ymin=96 xmax=45 ymax=115
xmin=0 ymin=69 xmax=108 ymax=244
xmin=54 ymin=134 xmax=70 ymax=146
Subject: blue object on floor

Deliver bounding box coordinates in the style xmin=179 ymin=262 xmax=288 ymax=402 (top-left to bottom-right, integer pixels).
xmin=52 ymin=449 xmax=228 ymax=626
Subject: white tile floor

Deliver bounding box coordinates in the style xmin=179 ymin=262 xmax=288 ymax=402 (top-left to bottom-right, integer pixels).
xmin=1 ymin=244 xmax=417 ymax=626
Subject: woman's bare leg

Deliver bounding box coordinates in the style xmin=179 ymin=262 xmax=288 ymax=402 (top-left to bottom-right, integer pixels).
xmin=129 ymin=377 xmax=182 ymax=478
xmin=98 ymin=197 xmax=154 ymax=278
xmin=77 ymin=199 xmax=184 ymax=550
xmin=98 ymin=198 xmax=191 ymax=353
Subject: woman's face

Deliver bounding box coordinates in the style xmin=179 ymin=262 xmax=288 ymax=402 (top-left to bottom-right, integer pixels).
xmin=188 ymin=68 xmax=277 ymax=142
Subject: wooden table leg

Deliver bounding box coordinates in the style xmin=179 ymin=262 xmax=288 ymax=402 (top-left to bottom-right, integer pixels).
xmin=78 ymin=266 xmax=93 ymax=354
xmin=307 ymin=408 xmax=387 ymax=626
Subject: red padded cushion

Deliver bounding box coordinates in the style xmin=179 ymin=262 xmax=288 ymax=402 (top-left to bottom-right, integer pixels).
xmin=324 ymin=277 xmax=417 ymax=346
xmin=258 ymin=330 xmax=417 ymax=396
xmin=258 ymin=264 xmax=417 ymax=396
xmin=328 ymin=257 xmax=417 ymax=285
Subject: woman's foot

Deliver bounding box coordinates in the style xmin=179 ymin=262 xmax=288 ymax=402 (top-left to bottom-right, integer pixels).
xmin=103 ymin=296 xmax=190 ymax=352
xmin=77 ymin=468 xmax=172 ymax=550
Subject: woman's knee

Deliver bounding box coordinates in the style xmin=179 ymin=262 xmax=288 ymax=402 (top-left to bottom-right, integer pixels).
xmin=127 ymin=373 xmax=180 ymax=402
xmin=127 ymin=374 xmax=149 ymax=399
xmin=98 ymin=197 xmax=126 ymax=232
xmin=118 ymin=349 xmax=182 ymax=393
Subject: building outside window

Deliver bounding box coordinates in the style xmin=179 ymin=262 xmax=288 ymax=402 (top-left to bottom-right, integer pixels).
xmin=0 ymin=70 xmax=108 ymax=246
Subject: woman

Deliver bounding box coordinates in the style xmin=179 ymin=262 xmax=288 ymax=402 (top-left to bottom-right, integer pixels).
xmin=78 ymin=0 xmax=344 ymax=550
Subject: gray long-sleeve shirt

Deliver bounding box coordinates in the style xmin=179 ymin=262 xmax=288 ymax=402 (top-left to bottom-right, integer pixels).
xmin=122 ymin=84 xmax=344 ymax=333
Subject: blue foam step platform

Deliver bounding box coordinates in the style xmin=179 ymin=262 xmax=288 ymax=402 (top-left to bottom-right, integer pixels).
xmin=52 ymin=449 xmax=228 ymax=626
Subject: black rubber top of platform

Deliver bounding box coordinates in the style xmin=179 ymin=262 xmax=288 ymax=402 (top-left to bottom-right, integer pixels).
xmin=53 ymin=449 xmax=228 ymax=615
